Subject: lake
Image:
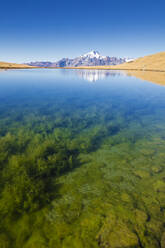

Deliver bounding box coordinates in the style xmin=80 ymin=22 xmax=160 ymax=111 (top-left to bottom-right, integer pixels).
xmin=0 ymin=69 xmax=165 ymax=248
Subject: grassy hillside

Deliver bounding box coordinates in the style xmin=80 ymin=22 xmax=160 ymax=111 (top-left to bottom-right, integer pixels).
xmin=0 ymin=61 xmax=33 ymax=69
xmin=112 ymin=51 xmax=165 ymax=71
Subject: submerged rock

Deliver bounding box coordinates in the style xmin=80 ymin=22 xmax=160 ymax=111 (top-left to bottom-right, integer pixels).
xmin=153 ymin=180 xmax=165 ymax=192
xmin=97 ymin=213 xmax=139 ymax=248
xmin=151 ymin=166 xmax=162 ymax=173
xmin=134 ymin=170 xmax=150 ymax=179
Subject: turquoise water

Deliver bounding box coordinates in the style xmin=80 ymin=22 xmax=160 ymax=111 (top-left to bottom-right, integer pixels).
xmin=0 ymin=69 xmax=165 ymax=248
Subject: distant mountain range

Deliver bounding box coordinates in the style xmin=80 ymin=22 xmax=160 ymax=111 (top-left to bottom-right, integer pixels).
xmin=26 ymin=51 xmax=133 ymax=67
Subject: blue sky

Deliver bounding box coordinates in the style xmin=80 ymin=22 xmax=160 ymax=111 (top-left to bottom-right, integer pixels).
xmin=0 ymin=0 xmax=165 ymax=63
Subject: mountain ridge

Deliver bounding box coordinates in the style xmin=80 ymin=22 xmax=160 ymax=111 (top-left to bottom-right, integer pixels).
xmin=26 ymin=51 xmax=129 ymax=67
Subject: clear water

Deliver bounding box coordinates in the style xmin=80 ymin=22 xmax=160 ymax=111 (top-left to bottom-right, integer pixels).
xmin=0 ymin=69 xmax=165 ymax=248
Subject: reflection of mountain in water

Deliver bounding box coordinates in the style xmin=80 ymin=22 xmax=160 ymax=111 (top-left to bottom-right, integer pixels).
xmin=76 ymin=70 xmax=125 ymax=82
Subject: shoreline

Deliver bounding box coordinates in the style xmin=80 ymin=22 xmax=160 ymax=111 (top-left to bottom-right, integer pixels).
xmin=62 ymin=67 xmax=165 ymax=73
xmin=1 ymin=66 xmax=165 ymax=86
xmin=0 ymin=67 xmax=36 ymax=69
xmin=1 ymin=65 xmax=165 ymax=73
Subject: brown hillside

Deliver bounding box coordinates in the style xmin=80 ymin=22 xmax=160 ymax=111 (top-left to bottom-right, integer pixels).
xmin=0 ymin=61 xmax=33 ymax=69
xmin=111 ymin=51 xmax=165 ymax=71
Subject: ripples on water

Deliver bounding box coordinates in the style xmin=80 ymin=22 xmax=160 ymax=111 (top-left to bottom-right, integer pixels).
xmin=0 ymin=69 xmax=165 ymax=248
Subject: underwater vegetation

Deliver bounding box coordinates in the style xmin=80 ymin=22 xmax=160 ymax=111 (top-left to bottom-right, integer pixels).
xmin=0 ymin=70 xmax=165 ymax=247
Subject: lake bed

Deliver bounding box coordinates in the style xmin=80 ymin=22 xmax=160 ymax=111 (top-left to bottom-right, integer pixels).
xmin=0 ymin=69 xmax=165 ymax=248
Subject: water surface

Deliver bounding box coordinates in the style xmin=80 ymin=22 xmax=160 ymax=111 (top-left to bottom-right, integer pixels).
xmin=0 ymin=69 xmax=165 ymax=248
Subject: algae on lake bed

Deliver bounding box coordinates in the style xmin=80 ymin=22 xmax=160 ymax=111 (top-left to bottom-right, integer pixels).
xmin=0 ymin=69 xmax=165 ymax=248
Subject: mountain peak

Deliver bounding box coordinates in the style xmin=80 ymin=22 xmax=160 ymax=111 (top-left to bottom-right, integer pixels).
xmin=88 ymin=50 xmax=100 ymax=55
xmin=81 ymin=50 xmax=101 ymax=59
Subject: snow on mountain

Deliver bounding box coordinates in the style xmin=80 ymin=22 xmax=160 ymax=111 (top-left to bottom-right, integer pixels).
xmin=81 ymin=51 xmax=101 ymax=59
xmin=125 ymin=58 xmax=135 ymax=63
xmin=26 ymin=51 xmax=129 ymax=67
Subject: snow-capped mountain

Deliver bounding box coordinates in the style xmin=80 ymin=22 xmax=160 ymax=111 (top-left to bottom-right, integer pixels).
xmin=80 ymin=51 xmax=105 ymax=59
xmin=26 ymin=51 xmax=128 ymax=67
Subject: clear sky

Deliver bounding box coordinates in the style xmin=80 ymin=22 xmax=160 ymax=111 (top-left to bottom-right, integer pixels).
xmin=0 ymin=0 xmax=165 ymax=63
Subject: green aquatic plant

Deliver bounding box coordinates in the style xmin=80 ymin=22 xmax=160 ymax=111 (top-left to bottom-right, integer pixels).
xmin=0 ymin=72 xmax=165 ymax=247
